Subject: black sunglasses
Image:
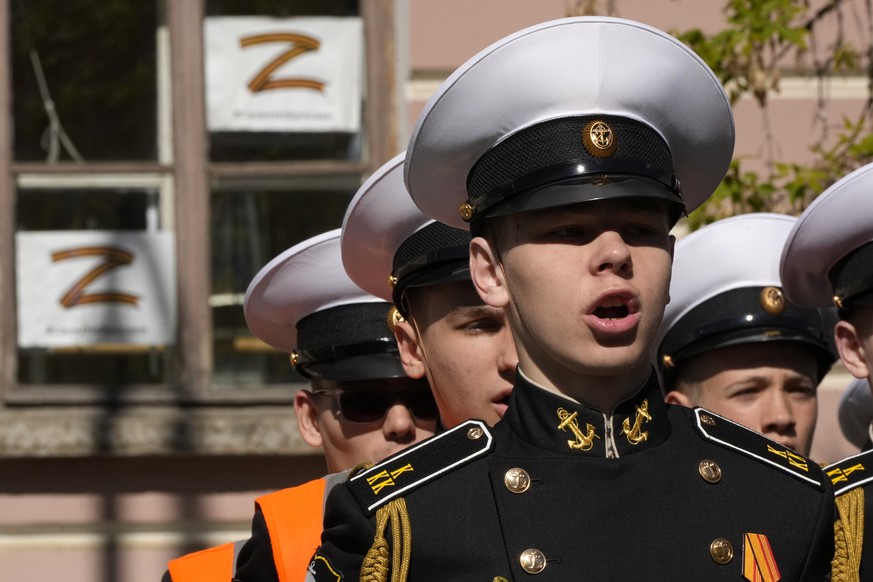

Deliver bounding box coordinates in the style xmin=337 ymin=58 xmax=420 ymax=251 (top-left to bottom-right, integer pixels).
xmin=313 ymin=387 xmax=439 ymax=424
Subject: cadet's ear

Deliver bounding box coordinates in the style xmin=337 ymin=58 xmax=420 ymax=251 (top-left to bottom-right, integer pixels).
xmin=470 ymin=236 xmax=510 ymax=308
xmin=394 ymin=319 xmax=427 ymax=379
xmin=294 ymin=390 xmax=324 ymax=449
xmin=664 ymin=390 xmax=692 ymax=407
xmin=835 ymin=319 xmax=872 ymax=380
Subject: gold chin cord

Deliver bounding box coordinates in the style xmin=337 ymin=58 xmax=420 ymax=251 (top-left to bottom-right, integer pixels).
xmin=360 ymin=497 xmax=412 ymax=582
xmin=832 ymin=487 xmax=864 ymax=582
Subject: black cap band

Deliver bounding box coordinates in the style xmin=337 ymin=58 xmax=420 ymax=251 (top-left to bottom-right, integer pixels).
xmin=830 ymin=240 xmax=873 ymax=312
xmin=659 ymin=286 xmax=836 ymax=381
xmin=465 ymin=115 xmax=682 ymax=224
xmin=295 ymin=302 xmax=404 ymax=381
xmin=391 ymin=222 xmax=471 ymax=317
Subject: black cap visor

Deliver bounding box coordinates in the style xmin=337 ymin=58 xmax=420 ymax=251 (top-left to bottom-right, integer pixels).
xmin=482 ymin=176 xmax=684 ymax=224
xmin=304 ymin=351 xmax=408 ymax=382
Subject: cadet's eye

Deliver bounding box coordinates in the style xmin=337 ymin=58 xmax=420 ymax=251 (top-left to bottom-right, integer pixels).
xmin=787 ymin=384 xmax=816 ymax=399
xmin=551 ymin=226 xmax=582 ymax=236
xmin=623 ymin=221 xmax=666 ymax=238
xmin=625 ymin=225 xmax=654 ymax=236
xmin=546 ymin=225 xmax=592 ymax=242
xmin=461 ymin=318 xmax=502 ymax=334
xmin=730 ymin=386 xmax=762 ymax=399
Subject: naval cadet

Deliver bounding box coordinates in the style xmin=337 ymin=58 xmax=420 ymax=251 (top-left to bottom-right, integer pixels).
xmin=341 ymin=152 xmax=517 ymax=429
xmin=781 ymin=162 xmax=873 ymax=580
xmin=658 ymin=213 xmax=837 ymax=457
xmin=168 ymin=230 xmax=437 ymax=582
xmin=306 ymin=16 xmax=834 ymax=582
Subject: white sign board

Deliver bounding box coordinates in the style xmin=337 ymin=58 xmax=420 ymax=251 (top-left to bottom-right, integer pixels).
xmin=16 ymin=231 xmax=177 ymax=348
xmin=205 ymin=16 xmax=363 ymax=133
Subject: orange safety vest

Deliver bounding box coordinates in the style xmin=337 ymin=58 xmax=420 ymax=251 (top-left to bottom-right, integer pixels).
xmin=167 ymin=542 xmax=235 ymax=581
xmin=166 ymin=477 xmax=327 ymax=582
xmin=257 ymin=478 xmax=327 ymax=582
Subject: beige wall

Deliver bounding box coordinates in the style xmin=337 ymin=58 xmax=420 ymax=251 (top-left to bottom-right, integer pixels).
xmin=0 ymin=455 xmax=326 ymax=581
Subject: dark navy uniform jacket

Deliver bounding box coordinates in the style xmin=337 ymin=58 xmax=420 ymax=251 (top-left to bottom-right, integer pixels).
xmin=273 ymin=372 xmax=835 ymax=581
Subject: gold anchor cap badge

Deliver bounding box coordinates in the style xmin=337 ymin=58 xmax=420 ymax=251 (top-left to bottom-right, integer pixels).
xmin=582 ymin=119 xmax=617 ymax=158
xmin=760 ymin=286 xmax=785 ymax=315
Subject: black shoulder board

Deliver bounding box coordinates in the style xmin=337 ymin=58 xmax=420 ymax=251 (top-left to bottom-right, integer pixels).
xmin=692 ymin=408 xmax=824 ymax=489
xmin=825 ymin=449 xmax=873 ymax=496
xmin=347 ymin=419 xmax=493 ymax=514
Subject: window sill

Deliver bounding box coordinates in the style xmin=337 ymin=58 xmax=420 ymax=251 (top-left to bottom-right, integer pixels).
xmin=0 ymin=405 xmax=313 ymax=458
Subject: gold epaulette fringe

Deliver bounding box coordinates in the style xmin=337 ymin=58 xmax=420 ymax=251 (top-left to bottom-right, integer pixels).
xmin=832 ymin=487 xmax=865 ymax=582
xmin=361 ymin=497 xmax=412 ymax=582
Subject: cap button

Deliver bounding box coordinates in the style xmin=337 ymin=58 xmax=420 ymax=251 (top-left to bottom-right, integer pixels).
xmin=386 ymin=305 xmax=403 ymax=332
xmin=519 ymin=548 xmax=547 ymax=574
xmin=709 ymin=538 xmax=734 ymax=564
xmin=503 ymin=468 xmax=531 ymax=494
xmin=698 ymin=459 xmax=722 ymax=484
xmin=459 ymin=202 xmax=474 ymax=222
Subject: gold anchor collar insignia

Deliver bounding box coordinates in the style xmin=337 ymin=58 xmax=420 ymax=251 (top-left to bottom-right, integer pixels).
xmin=508 ymin=370 xmax=669 ymax=457
xmin=612 ymin=380 xmax=671 ymax=456
xmin=620 ymin=399 xmax=652 ymax=446
xmin=557 ymin=407 xmax=601 ymax=452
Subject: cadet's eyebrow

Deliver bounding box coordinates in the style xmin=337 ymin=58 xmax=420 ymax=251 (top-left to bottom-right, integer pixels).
xmin=450 ymin=305 xmax=501 ymax=318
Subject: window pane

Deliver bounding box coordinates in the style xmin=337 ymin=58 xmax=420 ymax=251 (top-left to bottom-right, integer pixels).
xmin=18 ymin=188 xmax=152 ymax=231
xmin=204 ymin=0 xmax=363 ymax=162
xmin=16 ymin=186 xmax=175 ymax=385
xmin=11 ymin=0 xmax=159 ymax=162
xmin=210 ymin=176 xmax=359 ymax=387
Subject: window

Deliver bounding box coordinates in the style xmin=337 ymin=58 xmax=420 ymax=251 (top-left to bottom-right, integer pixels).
xmin=1 ymin=0 xmax=398 ymax=411
xmin=210 ymin=175 xmax=359 ymax=387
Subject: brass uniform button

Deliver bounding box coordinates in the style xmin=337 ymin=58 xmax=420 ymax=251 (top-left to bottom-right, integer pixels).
xmin=519 ymin=548 xmax=547 ymax=574
xmin=698 ymin=459 xmax=722 ymax=484
xmin=710 ymin=538 xmax=734 ymax=564
xmin=504 ymin=468 xmax=531 ymax=494
xmin=467 ymin=426 xmax=484 ymax=440
xmin=700 ymin=413 xmax=716 ymax=426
